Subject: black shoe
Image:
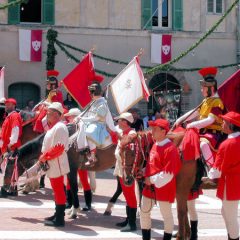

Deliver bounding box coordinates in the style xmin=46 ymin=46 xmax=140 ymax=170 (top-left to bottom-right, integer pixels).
xmin=116 ymin=219 xmax=128 ymax=227
xmin=44 ymin=214 xmax=56 ymax=221
xmin=82 ymin=205 xmax=91 ymax=211
xmin=0 ymin=187 xmax=8 ymax=198
xmin=44 ymin=219 xmax=65 ymax=227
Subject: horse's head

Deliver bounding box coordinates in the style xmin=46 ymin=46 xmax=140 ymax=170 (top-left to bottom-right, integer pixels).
xmin=17 ymin=133 xmax=45 ymax=176
xmin=119 ymin=132 xmax=153 ymax=186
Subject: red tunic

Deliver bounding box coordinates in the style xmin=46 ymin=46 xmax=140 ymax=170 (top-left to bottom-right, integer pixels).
xmin=0 ymin=111 xmax=22 ymax=154
xmin=51 ymin=90 xmax=63 ymax=104
xmin=143 ymin=141 xmax=181 ymax=203
xmin=214 ymin=135 xmax=240 ymax=200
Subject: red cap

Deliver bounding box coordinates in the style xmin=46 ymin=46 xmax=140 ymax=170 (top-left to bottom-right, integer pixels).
xmin=47 ymin=70 xmax=59 ymax=78
xmin=220 ymin=111 xmax=240 ymax=127
xmin=5 ymin=98 xmax=17 ymax=105
xmin=198 ymin=67 xmax=217 ymax=78
xmin=148 ymin=119 xmax=170 ymax=132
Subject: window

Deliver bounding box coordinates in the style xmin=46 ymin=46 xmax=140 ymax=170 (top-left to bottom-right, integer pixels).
xmin=8 ymin=0 xmax=55 ymax=25
xmin=152 ymin=0 xmax=171 ymax=28
xmin=20 ymin=0 xmax=41 ymax=23
xmin=141 ymin=0 xmax=183 ymax=30
xmin=208 ymin=0 xmax=223 ymax=14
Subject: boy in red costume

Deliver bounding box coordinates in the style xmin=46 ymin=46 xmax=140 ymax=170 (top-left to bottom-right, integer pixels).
xmin=140 ymin=119 xmax=181 ymax=240
xmin=208 ymin=111 xmax=240 ymax=240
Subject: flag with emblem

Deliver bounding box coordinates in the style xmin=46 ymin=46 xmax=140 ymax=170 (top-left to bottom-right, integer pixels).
xmin=110 ymin=56 xmax=150 ymax=114
xmin=19 ymin=29 xmax=42 ymax=62
xmin=151 ymin=34 xmax=172 ymax=64
xmin=0 ymin=67 xmax=4 ymax=99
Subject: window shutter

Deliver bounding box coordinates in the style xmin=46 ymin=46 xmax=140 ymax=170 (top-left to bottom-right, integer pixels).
xmin=42 ymin=0 xmax=55 ymax=25
xmin=141 ymin=0 xmax=152 ymax=30
xmin=8 ymin=0 xmax=20 ymax=24
xmin=172 ymin=0 xmax=183 ymax=30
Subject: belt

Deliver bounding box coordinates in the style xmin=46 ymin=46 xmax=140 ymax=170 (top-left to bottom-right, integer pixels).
xmin=201 ymin=129 xmax=221 ymax=134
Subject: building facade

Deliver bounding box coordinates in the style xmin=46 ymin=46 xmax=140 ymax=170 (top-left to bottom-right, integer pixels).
xmin=0 ymin=0 xmax=238 ymax=120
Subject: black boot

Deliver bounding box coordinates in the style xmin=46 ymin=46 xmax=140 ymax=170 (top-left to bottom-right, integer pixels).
xmin=163 ymin=232 xmax=172 ymax=240
xmin=65 ymin=190 xmax=72 ymax=209
xmin=0 ymin=187 xmax=8 ymax=198
xmin=190 ymin=220 xmax=198 ymax=240
xmin=142 ymin=229 xmax=151 ymax=240
xmin=39 ymin=175 xmax=45 ymax=189
xmin=116 ymin=206 xmax=129 ymax=227
xmin=82 ymin=190 xmax=92 ymax=211
xmin=44 ymin=204 xmax=56 ymax=221
xmin=120 ymin=207 xmax=137 ymax=232
xmin=44 ymin=204 xmax=65 ymax=227
xmin=8 ymin=185 xmax=18 ymax=196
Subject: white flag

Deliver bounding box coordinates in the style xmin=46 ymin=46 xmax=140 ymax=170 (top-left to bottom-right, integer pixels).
xmin=19 ymin=29 xmax=42 ymax=62
xmin=110 ymin=56 xmax=149 ymax=114
xmin=151 ymin=34 xmax=172 ymax=64
xmin=0 ymin=67 xmax=4 ymax=99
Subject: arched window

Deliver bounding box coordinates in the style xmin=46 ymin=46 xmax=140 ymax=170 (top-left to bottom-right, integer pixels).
xmin=148 ymin=73 xmax=182 ymax=126
xmin=8 ymin=83 xmax=40 ymax=109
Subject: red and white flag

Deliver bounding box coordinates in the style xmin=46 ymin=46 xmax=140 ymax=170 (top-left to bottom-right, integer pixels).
xmin=110 ymin=56 xmax=150 ymax=114
xmin=151 ymin=34 xmax=172 ymax=64
xmin=0 ymin=67 xmax=4 ymax=99
xmin=19 ymin=29 xmax=42 ymax=62
xmin=63 ymin=52 xmax=103 ymax=108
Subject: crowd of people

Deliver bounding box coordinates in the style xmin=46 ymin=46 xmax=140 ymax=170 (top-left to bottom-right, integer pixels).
xmin=0 ymin=67 xmax=239 ymax=240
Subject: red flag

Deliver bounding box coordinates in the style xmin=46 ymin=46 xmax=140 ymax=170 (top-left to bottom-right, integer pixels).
xmin=218 ymin=69 xmax=240 ymax=113
xmin=63 ymin=52 xmax=103 ymax=108
xmin=19 ymin=29 xmax=42 ymax=62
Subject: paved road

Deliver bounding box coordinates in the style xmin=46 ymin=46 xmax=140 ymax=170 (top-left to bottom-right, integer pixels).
xmin=0 ymin=169 xmax=239 ymax=240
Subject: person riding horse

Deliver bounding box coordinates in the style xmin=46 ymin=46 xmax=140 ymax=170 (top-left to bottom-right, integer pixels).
xmin=75 ymin=80 xmax=115 ymax=166
xmin=0 ymin=98 xmax=22 ymax=198
xmin=175 ymin=66 xmax=225 ymax=167
xmin=33 ymin=70 xmax=63 ymax=133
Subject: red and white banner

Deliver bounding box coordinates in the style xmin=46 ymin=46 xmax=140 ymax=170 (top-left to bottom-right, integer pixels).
xmin=151 ymin=34 xmax=172 ymax=64
xmin=19 ymin=29 xmax=42 ymax=62
xmin=63 ymin=52 xmax=103 ymax=108
xmin=0 ymin=67 xmax=4 ymax=99
xmin=110 ymin=56 xmax=150 ymax=114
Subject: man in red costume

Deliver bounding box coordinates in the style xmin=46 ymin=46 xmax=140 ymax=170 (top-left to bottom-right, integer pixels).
xmin=38 ymin=102 xmax=69 ymax=227
xmin=0 ymin=98 xmax=22 ymax=197
xmin=140 ymin=119 xmax=181 ymax=240
xmin=33 ymin=70 xmax=63 ymax=133
xmin=208 ymin=111 xmax=240 ymax=240
xmin=113 ymin=112 xmax=138 ymax=232
xmin=175 ymin=67 xmax=225 ymax=167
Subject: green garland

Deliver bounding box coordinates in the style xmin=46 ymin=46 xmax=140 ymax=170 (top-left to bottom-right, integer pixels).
xmin=145 ymin=0 xmax=240 ymax=75
xmin=0 ymin=0 xmax=28 ymax=10
xmin=55 ymin=40 xmax=117 ymax=78
xmin=56 ymin=39 xmax=151 ymax=70
xmin=46 ymin=29 xmax=58 ymax=70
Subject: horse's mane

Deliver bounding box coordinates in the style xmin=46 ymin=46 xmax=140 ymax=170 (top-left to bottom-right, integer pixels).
xmin=18 ymin=133 xmax=45 ymax=159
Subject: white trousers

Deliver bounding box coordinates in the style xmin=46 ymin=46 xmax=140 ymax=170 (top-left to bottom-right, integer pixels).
xmin=140 ymin=196 xmax=173 ymax=233
xmin=222 ymin=200 xmax=239 ymax=239
xmin=200 ymin=141 xmax=214 ymax=166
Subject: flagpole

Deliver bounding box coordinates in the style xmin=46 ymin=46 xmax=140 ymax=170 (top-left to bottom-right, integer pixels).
xmin=137 ymin=48 xmax=144 ymax=58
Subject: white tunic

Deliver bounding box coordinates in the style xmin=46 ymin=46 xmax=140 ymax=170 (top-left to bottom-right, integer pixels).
xmin=42 ymin=121 xmax=70 ymax=178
